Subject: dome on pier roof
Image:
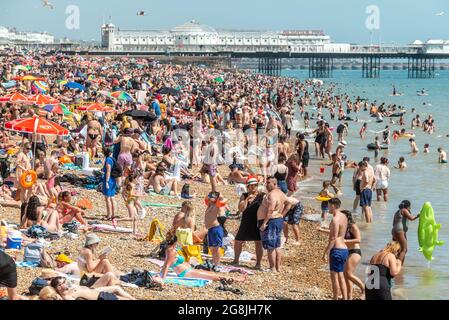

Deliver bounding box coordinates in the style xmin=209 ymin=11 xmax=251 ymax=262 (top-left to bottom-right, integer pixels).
xmin=171 ymin=20 xmax=217 ymax=35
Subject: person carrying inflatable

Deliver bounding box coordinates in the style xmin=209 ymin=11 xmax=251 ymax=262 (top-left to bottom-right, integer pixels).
xmin=391 ymin=200 xmax=419 ymax=264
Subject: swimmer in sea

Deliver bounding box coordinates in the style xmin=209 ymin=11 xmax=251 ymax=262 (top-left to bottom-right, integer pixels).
xmin=359 ymin=123 xmax=367 ymax=140
xmin=423 ymin=144 xmax=430 ymax=153
xmin=394 ymin=157 xmax=407 ymax=170
xmin=438 ymin=147 xmax=447 ymax=163
xmin=409 ymin=138 xmax=419 ymax=154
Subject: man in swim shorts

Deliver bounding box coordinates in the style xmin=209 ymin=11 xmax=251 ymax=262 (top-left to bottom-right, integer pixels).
xmin=360 ymin=161 xmax=376 ymax=223
xmin=204 ymin=191 xmax=225 ymax=265
xmin=322 ymin=198 xmax=349 ymax=300
xmin=257 ymin=176 xmax=286 ymax=272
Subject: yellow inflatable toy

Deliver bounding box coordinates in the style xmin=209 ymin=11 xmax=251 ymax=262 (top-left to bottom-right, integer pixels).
xmin=315 ymin=196 xmax=331 ymax=202
xmin=20 ymin=170 xmax=37 ymax=188
xmin=418 ymin=202 xmax=444 ymax=261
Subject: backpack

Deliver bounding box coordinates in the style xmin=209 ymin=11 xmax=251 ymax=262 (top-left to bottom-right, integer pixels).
xmin=28 ymin=278 xmax=49 ymax=296
xmin=24 ymin=242 xmax=45 ymax=265
xmin=110 ymin=158 xmax=123 ymax=179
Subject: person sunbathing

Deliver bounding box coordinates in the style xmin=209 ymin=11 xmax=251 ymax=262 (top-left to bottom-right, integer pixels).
xmin=49 ymin=276 xmax=135 ymax=300
xmin=0 ymin=184 xmax=21 ymax=208
xmin=149 ymin=165 xmax=179 ymax=196
xmin=153 ymin=235 xmax=246 ymax=284
xmin=56 ymin=191 xmax=89 ymax=228
xmin=20 ymin=195 xmax=62 ymax=232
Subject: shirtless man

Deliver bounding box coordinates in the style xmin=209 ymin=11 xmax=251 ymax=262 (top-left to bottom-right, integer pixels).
xmin=322 ymin=198 xmax=349 ymax=300
xmin=360 ymin=161 xmax=376 ymax=223
xmin=438 ymin=147 xmax=447 ymax=163
xmin=50 ymin=276 xmax=134 ymax=300
xmin=204 ymin=191 xmax=225 ymax=266
xmin=257 ymin=176 xmax=286 ymax=272
xmin=86 ymin=114 xmax=102 ymax=159
xmin=277 ymin=135 xmax=291 ymax=158
xmin=114 ymin=128 xmax=138 ymax=187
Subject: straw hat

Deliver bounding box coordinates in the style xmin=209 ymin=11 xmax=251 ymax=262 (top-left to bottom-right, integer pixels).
xmin=40 ymin=269 xmax=60 ymax=279
xmin=85 ymin=233 xmax=101 ymax=247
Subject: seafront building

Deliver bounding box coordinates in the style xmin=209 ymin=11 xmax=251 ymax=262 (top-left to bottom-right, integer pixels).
xmin=0 ymin=26 xmax=54 ymax=47
xmin=101 ymin=20 xmax=350 ymax=53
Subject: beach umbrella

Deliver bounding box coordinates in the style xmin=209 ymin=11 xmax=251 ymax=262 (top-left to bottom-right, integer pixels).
xmin=214 ymin=77 xmax=225 ymax=83
xmin=123 ymin=109 xmax=157 ymax=121
xmin=33 ymin=94 xmax=59 ymax=105
xmin=13 ymin=75 xmax=45 ymax=81
xmin=42 ymin=103 xmax=72 ymax=115
xmin=111 ymin=91 xmax=134 ymax=102
xmin=156 ymin=87 xmax=180 ymax=96
xmin=78 ymin=103 xmax=114 ymax=113
xmin=6 ymin=92 xmax=31 ymax=103
xmin=64 ymin=82 xmax=86 ymax=91
xmin=33 ymin=81 xmax=49 ymax=93
xmin=0 ymin=93 xmax=13 ymax=102
xmin=5 ymin=116 xmax=69 ymax=136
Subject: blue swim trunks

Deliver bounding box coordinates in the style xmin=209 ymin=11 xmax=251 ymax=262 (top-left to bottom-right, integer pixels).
xmin=329 ymin=248 xmax=349 ymax=272
xmin=283 ymin=202 xmax=304 ymax=225
xmin=360 ymin=188 xmax=372 ymax=207
xmin=207 ymin=225 xmax=224 ymax=247
xmin=321 ymin=201 xmax=329 ymax=212
xmin=258 ymin=218 xmax=284 ymax=250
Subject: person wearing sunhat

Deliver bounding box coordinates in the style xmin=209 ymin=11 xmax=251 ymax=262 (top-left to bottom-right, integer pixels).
xmin=77 ymin=233 xmax=116 ymax=276
xmin=54 ymin=254 xmax=80 ymax=276
xmin=232 ymin=176 xmax=265 ymax=269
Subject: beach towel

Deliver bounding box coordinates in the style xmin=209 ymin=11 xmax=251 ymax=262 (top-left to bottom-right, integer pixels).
xmin=176 ymin=228 xmax=193 ymax=246
xmin=15 ymin=261 xmax=40 ymax=268
xmin=142 ymin=201 xmax=182 ymax=208
xmin=91 ymin=223 xmax=133 ymax=233
xmin=146 ymin=219 xmax=166 ymax=242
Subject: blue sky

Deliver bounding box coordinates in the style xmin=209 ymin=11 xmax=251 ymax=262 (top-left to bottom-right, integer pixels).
xmin=1 ymin=0 xmax=448 ymax=44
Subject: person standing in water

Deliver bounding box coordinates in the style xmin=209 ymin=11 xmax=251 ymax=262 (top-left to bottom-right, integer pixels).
xmin=374 ymin=157 xmax=390 ymax=202
xmin=409 ymin=138 xmax=419 ymax=154
xmin=438 ymin=147 xmax=447 ymax=163
xmin=392 ymin=200 xmax=419 ymax=264
xmin=365 ymin=241 xmax=402 ymax=300
xmin=359 ymin=123 xmax=367 ymax=139
xmin=322 ymin=198 xmax=349 ymax=300
xmin=359 ymin=162 xmax=376 ymax=223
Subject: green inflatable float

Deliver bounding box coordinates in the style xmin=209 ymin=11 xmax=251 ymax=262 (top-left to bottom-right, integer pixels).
xmin=418 ymin=202 xmax=444 ymax=261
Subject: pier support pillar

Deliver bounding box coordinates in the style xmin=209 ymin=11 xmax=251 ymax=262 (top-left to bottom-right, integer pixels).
xmin=309 ymin=57 xmax=333 ymax=78
xmin=362 ymin=56 xmax=381 ymax=78
xmin=408 ymin=57 xmax=435 ymax=78
xmin=258 ymin=57 xmax=282 ymax=76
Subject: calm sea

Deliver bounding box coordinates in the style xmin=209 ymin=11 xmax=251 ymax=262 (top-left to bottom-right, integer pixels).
xmin=284 ymin=69 xmax=449 ymax=300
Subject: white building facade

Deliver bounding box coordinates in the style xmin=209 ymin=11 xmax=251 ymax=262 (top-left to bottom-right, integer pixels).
xmin=101 ymin=20 xmax=348 ymax=53
xmin=0 ymin=26 xmax=54 ymax=46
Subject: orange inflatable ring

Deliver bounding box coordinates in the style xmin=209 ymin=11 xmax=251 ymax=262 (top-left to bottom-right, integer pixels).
xmin=59 ymin=155 xmax=72 ymax=164
xmin=204 ymin=197 xmax=227 ymax=208
xmin=20 ymin=170 xmax=37 ymax=188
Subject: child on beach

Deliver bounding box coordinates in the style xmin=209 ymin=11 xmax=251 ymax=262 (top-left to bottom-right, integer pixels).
xmin=319 ymin=181 xmax=335 ymax=221
xmin=115 ymin=174 xmax=144 ymax=236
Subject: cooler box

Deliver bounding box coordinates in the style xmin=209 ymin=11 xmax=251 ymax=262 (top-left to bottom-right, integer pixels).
xmin=6 ymin=230 xmax=22 ymax=249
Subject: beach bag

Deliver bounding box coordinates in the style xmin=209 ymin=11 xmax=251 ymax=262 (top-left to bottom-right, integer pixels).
xmin=28 ymin=278 xmax=48 ymax=296
xmin=181 ymin=183 xmax=190 ymax=197
xmin=0 ymin=157 xmax=10 ymax=179
xmin=110 ymin=159 xmax=123 ymax=179
xmin=146 ymin=219 xmax=166 ymax=243
xmin=175 ymin=228 xmax=193 ymax=246
xmin=27 ymin=225 xmax=48 ymax=238
xmin=62 ymin=221 xmax=79 ymax=234
xmin=179 ymin=245 xmax=203 ymax=265
xmin=24 ymin=242 xmax=44 ymax=265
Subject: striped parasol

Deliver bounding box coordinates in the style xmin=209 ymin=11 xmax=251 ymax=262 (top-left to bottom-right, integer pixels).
xmin=78 ymin=102 xmax=115 ymax=113
xmin=42 ymin=103 xmax=72 ymax=115
xmin=33 ymin=81 xmax=49 ymax=93
xmin=111 ymin=91 xmax=134 ymax=102
xmin=4 ymin=116 xmax=69 ymax=136
xmin=32 ymin=94 xmax=59 ymax=105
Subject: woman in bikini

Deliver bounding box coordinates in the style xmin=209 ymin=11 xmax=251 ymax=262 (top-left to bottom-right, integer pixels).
xmin=86 ymin=113 xmax=102 ymax=159
xmin=56 ymin=191 xmax=89 ymax=229
xmin=153 ymin=235 xmax=246 ymax=284
xmin=15 ymin=142 xmax=32 ymax=203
